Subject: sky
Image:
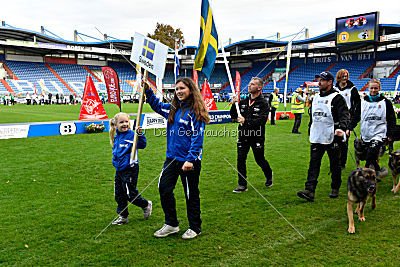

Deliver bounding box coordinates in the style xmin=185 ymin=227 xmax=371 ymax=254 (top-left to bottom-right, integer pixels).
xmin=1 ymin=0 xmax=400 ymax=46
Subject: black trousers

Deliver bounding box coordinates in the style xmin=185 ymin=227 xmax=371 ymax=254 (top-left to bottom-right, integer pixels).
xmin=270 ymin=107 xmax=277 ymax=125
xmin=114 ymin=165 xmax=148 ymax=218
xmin=158 ymin=158 xmax=202 ymax=234
xmin=364 ymin=140 xmax=382 ymax=171
xmin=292 ymin=113 xmax=302 ymax=133
xmin=237 ymin=138 xmax=273 ymax=186
xmin=339 ymin=137 xmax=349 ymax=168
xmin=305 ymin=143 xmax=342 ymax=192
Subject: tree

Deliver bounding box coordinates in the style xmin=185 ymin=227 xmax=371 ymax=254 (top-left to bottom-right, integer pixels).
xmin=147 ymin=23 xmax=185 ymax=49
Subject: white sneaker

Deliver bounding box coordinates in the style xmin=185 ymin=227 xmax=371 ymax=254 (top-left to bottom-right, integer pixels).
xmin=182 ymin=229 xmax=200 ymax=239
xmin=154 ymin=224 xmax=180 ymax=238
xmin=112 ymin=216 xmax=128 ymax=225
xmin=143 ymin=201 xmax=152 ymax=219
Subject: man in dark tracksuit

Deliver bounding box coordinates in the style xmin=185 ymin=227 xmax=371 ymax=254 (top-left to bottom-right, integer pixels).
xmin=334 ymin=69 xmax=361 ymax=169
xmin=230 ymin=77 xmax=273 ymax=193
xmin=297 ymin=71 xmax=350 ymax=201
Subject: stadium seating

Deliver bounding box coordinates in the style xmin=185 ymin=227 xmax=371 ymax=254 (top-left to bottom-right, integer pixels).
xmin=0 ymin=52 xmax=399 ymax=97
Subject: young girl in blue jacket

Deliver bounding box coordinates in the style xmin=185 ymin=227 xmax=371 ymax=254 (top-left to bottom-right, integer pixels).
xmin=144 ymin=77 xmax=210 ymax=239
xmin=109 ymin=112 xmax=152 ymax=225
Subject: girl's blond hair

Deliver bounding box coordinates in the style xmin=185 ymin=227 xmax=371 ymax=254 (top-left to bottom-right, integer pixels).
xmin=109 ymin=112 xmax=131 ymax=147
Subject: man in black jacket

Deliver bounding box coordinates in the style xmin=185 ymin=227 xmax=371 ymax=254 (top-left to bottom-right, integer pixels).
xmin=230 ymin=77 xmax=273 ymax=193
xmin=297 ymin=71 xmax=350 ymax=201
xmin=334 ymin=69 xmax=361 ymax=169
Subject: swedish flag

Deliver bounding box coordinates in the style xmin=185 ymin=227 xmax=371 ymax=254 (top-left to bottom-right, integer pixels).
xmin=194 ymin=0 xmax=219 ymax=80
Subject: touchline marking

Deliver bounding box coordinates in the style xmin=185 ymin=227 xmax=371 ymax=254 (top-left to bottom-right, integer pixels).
xmin=224 ymin=158 xmax=305 ymax=239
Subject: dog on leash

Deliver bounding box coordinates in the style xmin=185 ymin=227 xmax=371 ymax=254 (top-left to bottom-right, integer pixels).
xmin=347 ymin=168 xmax=377 ymax=234
xmin=353 ymin=138 xmax=389 ymax=178
xmin=389 ymin=149 xmax=400 ymax=194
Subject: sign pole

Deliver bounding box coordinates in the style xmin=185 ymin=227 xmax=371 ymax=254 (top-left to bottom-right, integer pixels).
xmin=130 ymin=70 xmax=148 ymax=162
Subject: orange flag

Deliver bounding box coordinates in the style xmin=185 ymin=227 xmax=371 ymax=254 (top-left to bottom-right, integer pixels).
xmin=79 ymin=76 xmax=108 ymax=120
xmin=201 ymin=80 xmax=218 ymax=111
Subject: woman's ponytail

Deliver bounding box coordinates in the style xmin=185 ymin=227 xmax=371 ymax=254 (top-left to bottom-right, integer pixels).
xmin=109 ymin=118 xmax=117 ymax=147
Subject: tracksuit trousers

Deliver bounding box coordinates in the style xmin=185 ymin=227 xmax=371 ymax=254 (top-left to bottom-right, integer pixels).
xmin=158 ymin=158 xmax=202 ymax=234
xmin=237 ymin=138 xmax=273 ymax=186
xmin=114 ymin=165 xmax=148 ymax=218
xmin=270 ymin=107 xmax=277 ymax=125
xmin=339 ymin=137 xmax=349 ymax=168
xmin=305 ymin=143 xmax=342 ymax=192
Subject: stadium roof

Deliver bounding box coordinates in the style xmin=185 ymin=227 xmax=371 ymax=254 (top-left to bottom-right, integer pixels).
xmin=1 ymin=24 xmax=400 ymax=55
xmin=0 ymin=25 xmax=132 ymax=50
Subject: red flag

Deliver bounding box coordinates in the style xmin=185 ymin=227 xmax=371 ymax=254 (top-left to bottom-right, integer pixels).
xmin=201 ymin=81 xmax=218 ymax=111
xmin=79 ymin=76 xmax=108 ymax=120
xmin=102 ymin=67 xmax=121 ymax=111
xmin=235 ymin=71 xmax=241 ymax=96
xmin=193 ymin=69 xmax=198 ymax=88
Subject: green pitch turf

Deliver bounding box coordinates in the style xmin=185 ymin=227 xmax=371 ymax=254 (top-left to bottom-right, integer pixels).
xmin=1 ymin=104 xmax=399 ymax=265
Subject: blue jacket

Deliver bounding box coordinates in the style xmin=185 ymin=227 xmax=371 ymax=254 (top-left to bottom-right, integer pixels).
xmin=112 ymin=129 xmax=146 ymax=171
xmin=145 ymin=89 xmax=205 ymax=162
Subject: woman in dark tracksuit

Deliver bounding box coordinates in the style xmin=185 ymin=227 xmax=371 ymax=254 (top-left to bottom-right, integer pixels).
xmin=348 ymin=78 xmax=396 ymax=178
xmin=144 ymin=77 xmax=210 ymax=239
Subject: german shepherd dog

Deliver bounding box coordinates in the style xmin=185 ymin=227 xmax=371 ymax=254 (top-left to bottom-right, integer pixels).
xmin=389 ymin=149 xmax=400 ymax=194
xmin=347 ymin=168 xmax=377 ymax=234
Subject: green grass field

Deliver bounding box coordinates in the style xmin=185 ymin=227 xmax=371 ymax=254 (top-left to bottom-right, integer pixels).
xmin=1 ymin=104 xmax=400 ymax=265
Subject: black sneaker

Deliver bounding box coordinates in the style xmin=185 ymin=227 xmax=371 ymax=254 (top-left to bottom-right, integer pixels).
xmin=297 ymin=190 xmax=314 ymax=202
xmin=265 ymin=173 xmax=273 ymax=187
xmin=233 ymin=185 xmax=248 ymax=193
xmin=329 ymin=189 xmax=339 ymax=198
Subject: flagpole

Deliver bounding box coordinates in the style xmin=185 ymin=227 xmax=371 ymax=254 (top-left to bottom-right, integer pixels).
xmin=284 ymin=41 xmax=292 ymax=110
xmin=131 ymin=70 xmax=147 ymax=163
xmin=208 ymin=0 xmax=241 ymax=116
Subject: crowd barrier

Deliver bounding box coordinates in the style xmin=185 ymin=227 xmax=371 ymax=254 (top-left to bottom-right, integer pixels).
xmin=0 ymin=110 xmax=295 ymax=140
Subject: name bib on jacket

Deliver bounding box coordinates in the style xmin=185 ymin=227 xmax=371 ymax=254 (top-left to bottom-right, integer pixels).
xmin=310 ymin=92 xmax=338 ymax=144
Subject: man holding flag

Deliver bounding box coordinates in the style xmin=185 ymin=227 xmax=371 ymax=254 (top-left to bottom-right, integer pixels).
xmin=230 ymin=77 xmax=273 ymax=192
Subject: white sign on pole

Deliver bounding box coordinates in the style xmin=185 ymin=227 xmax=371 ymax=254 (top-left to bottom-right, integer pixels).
xmin=130 ymin=32 xmax=169 ymax=78
xmin=141 ymin=113 xmax=167 ymax=129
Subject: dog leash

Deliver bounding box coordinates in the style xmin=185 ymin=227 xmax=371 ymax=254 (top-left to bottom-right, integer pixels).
xmin=347 ymin=129 xmax=359 ymax=168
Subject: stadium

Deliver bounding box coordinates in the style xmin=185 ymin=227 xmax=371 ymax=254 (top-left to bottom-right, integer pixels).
xmin=1 ymin=9 xmax=400 ymax=266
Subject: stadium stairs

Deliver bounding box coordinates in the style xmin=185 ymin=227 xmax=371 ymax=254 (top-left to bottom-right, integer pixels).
xmin=44 ymin=64 xmax=76 ymax=95
xmin=83 ymin=66 xmax=102 ymax=82
xmin=360 ymin=81 xmax=370 ymax=91
xmin=262 ymin=70 xmax=275 ymax=87
xmin=312 ymin=62 xmax=337 ymax=82
xmin=0 ymin=79 xmax=15 ymax=95
xmin=277 ymin=65 xmax=299 ymax=83
xmin=0 ymin=61 xmax=18 ymax=80
xmin=358 ymin=62 xmax=376 ymax=79
xmin=388 ymin=64 xmax=400 ymax=78
xmin=217 ymin=67 xmax=252 ymax=93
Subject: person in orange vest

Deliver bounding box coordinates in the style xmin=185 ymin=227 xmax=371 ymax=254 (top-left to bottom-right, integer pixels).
xmin=291 ymin=88 xmax=306 ymax=134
